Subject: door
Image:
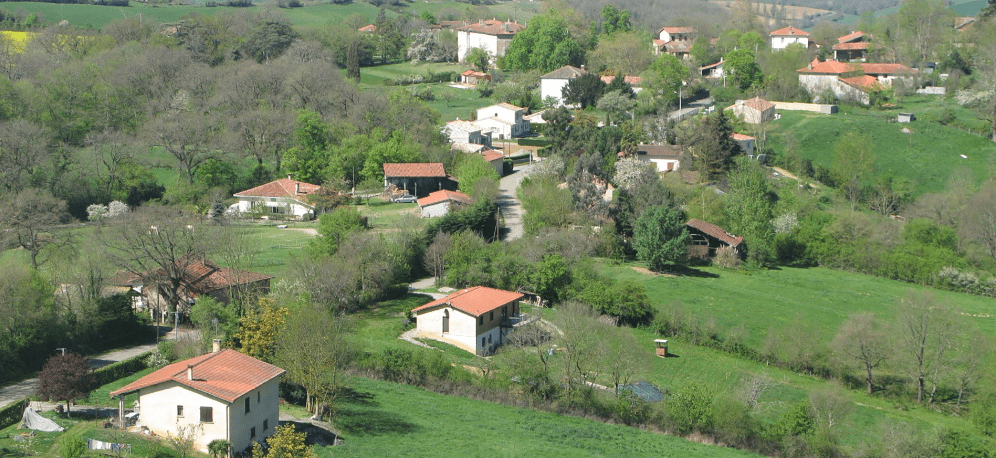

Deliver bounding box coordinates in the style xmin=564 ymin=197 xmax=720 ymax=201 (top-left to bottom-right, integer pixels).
xmin=442 ymin=309 xmax=449 ymax=333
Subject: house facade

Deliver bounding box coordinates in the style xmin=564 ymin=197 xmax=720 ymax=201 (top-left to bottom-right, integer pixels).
xmin=418 ymin=190 xmax=472 ymax=218
xmin=797 ymin=59 xmax=916 ymax=105
xmin=699 ymin=60 xmax=724 ymax=78
xmin=475 ymin=103 xmax=530 ymax=139
xmin=540 ymin=65 xmax=587 ymax=106
xmin=653 ymin=26 xmax=695 ymax=58
xmin=635 ymin=144 xmax=683 ymax=172
xmin=730 ymin=97 xmax=776 ymax=124
xmin=443 ymin=119 xmax=492 ymax=147
xmin=412 ymin=286 xmax=524 ymax=355
xmin=383 ymin=163 xmax=448 ymax=196
xmin=233 ymin=176 xmax=321 ymax=219
xmin=457 ymin=20 xmax=525 ymax=63
xmin=109 ymin=348 xmax=285 ymax=457
xmin=770 ymin=26 xmax=809 ymax=50
xmin=732 ymin=133 xmax=756 ymax=156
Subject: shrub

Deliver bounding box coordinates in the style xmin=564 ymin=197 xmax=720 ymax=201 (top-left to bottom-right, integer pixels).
xmin=59 ymin=433 xmax=86 ymax=458
xmin=713 ymin=245 xmax=742 ymax=269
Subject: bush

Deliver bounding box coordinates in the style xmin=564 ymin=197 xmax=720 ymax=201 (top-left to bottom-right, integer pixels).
xmin=663 ymin=385 xmax=713 ymax=435
xmin=713 ymin=245 xmax=742 ymax=269
xmin=94 ymin=350 xmax=151 ymax=386
xmin=58 ymin=433 xmax=86 ymax=458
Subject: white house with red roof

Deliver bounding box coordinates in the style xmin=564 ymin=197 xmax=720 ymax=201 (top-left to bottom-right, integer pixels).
xmin=481 ymin=149 xmax=506 ymax=176
xmin=233 ymin=176 xmax=320 ymax=219
xmin=729 ymin=97 xmax=776 ymax=124
xmin=411 ymin=286 xmax=524 ymax=355
xmin=383 ymin=163 xmax=448 ymax=196
xmin=653 ymin=26 xmax=695 ymax=58
xmin=474 ymin=103 xmax=530 ymax=139
xmin=770 ymin=26 xmax=809 ymax=50
xmin=732 ymin=133 xmax=756 ymax=156
xmin=797 ymin=59 xmax=916 ymax=105
xmin=418 ymin=190 xmax=472 ymax=218
xmin=457 ymin=19 xmax=525 ymax=63
xmin=110 ymin=346 xmax=285 ymax=456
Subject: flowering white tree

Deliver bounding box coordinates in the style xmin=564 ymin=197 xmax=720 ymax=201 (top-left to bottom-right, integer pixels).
xmin=613 ymin=158 xmax=656 ymax=190
xmin=87 ymin=204 xmax=109 ymax=222
xmin=107 ymin=201 xmax=129 ymax=218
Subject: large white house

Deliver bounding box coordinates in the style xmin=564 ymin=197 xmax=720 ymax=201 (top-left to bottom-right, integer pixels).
xmin=797 ymin=59 xmax=917 ymax=105
xmin=770 ymin=26 xmax=809 ymax=50
xmin=457 ymin=19 xmax=525 ymax=63
xmin=412 ymin=286 xmax=524 ymax=355
xmin=110 ymin=347 xmax=285 ymax=457
xmin=540 ymin=65 xmax=587 ymax=107
xmin=474 ymin=103 xmax=530 ymax=139
xmin=443 ymin=119 xmax=492 ymax=148
xmin=233 ymin=176 xmax=320 ymax=219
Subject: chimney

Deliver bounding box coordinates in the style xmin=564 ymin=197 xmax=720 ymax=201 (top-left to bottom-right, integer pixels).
xmin=295 ymin=182 xmax=300 ymax=194
xmin=212 ymin=339 xmax=221 ymax=353
xmin=287 ymin=174 xmax=292 ymax=180
xmin=187 ymin=365 xmax=193 ymax=381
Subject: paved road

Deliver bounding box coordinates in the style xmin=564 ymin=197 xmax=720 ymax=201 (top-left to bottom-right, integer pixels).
xmin=498 ymin=162 xmax=536 ymax=241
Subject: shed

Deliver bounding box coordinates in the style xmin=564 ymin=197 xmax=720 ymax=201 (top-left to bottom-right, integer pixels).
xmin=654 ymin=339 xmax=668 ymax=357
xmin=685 ymin=218 xmax=744 ymax=258
xmin=898 ymin=112 xmax=915 ymax=123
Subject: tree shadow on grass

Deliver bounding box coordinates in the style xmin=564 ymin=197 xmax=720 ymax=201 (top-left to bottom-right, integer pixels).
xmin=670 ymin=267 xmax=720 ymax=278
xmin=336 ymin=408 xmax=422 ymax=437
xmin=339 ymin=387 xmax=378 ymax=407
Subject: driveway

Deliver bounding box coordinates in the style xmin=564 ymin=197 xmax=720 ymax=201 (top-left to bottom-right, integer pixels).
xmin=0 ymin=340 xmax=161 ymax=410
xmin=498 ymin=162 xmax=536 ymax=241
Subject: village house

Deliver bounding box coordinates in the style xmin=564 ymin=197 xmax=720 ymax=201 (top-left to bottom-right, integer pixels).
xmin=635 ymin=143 xmax=684 ymax=172
xmin=457 ymin=19 xmax=525 ymax=63
xmin=481 ymin=149 xmax=506 ymax=176
xmin=460 ymin=69 xmax=491 ymax=86
xmin=833 ymin=31 xmax=870 ymax=62
xmin=699 ymin=60 xmax=724 ymax=79
xmin=599 ymin=75 xmax=644 ymax=94
xmin=443 ymin=119 xmax=492 ymax=148
xmin=110 ymin=344 xmax=284 ymax=457
xmin=797 ymin=59 xmax=916 ymax=105
xmin=411 ymin=286 xmax=524 ymax=355
xmin=474 ymin=103 xmax=531 ymax=139
xmin=383 ymin=163 xmax=448 ymax=196
xmin=357 ymin=24 xmax=377 ymax=33
xmin=769 ymin=26 xmax=809 ymax=50
xmin=653 ymin=26 xmax=696 ymax=59
xmin=418 ymin=189 xmax=473 ymax=218
xmin=729 ymin=97 xmax=776 ymax=124
xmin=732 ymin=133 xmax=756 ymax=156
xmin=540 ymin=65 xmax=587 ymax=107
xmin=233 ymin=176 xmax=321 ymax=219
xmin=686 ymin=218 xmax=744 ymax=259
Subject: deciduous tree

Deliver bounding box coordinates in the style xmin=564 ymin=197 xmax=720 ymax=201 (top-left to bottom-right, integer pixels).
xmin=562 ymin=72 xmax=606 ymax=109
xmin=502 ymin=10 xmax=583 ymax=72
xmin=232 ymin=298 xmax=288 ymax=362
xmin=37 ymin=352 xmax=95 ymax=414
xmin=276 ymin=304 xmax=353 ymax=421
xmin=0 ymin=188 xmax=71 ymax=269
xmin=832 ymin=312 xmax=888 ymax=395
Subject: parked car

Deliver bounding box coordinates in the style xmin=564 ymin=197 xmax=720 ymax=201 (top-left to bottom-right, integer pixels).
xmin=394 ymin=194 xmax=417 ymax=203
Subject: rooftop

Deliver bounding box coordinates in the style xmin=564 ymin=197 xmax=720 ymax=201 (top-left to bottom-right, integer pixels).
xmin=411 ymin=286 xmax=524 ymax=317
xmin=732 ymin=133 xmax=755 ymax=141
xmin=770 ymin=26 xmax=810 ymax=37
xmin=600 ymin=75 xmax=643 ymax=86
xmin=658 ymin=26 xmax=697 ymax=35
xmin=481 ymin=149 xmax=505 ymax=162
xmin=541 ymin=65 xmax=586 ymax=80
xmin=636 ymin=143 xmax=683 ymax=158
xmin=234 ymin=177 xmax=320 ymax=201
xmin=832 ymin=42 xmax=870 ymax=51
xmin=837 ymin=31 xmax=865 ymax=43
xmin=742 ymin=97 xmax=775 ymax=112
xmin=418 ymin=189 xmax=472 ymax=207
xmin=458 ymin=19 xmax=525 ymax=36
xmin=109 ymin=349 xmax=285 ymax=403
xmin=383 ymin=163 xmax=447 ymax=178
xmin=687 ymin=219 xmax=743 ymax=247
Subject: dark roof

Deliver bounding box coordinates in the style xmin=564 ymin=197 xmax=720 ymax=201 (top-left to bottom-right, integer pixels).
xmin=110 ymin=349 xmax=285 ymax=403
xmin=636 ymin=144 xmax=683 ymax=158
xmin=458 ymin=20 xmax=525 ymax=36
xmin=686 ymin=219 xmax=743 ymax=247
xmin=541 ymin=65 xmax=586 ymax=80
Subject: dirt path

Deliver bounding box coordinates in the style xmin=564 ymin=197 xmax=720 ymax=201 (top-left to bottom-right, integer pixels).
xmin=498 ymin=162 xmax=536 ymax=241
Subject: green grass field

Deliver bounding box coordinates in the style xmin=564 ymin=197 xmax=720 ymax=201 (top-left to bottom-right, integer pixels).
xmin=321 ymin=376 xmax=764 ymax=458
xmin=767 ymin=97 xmax=996 ymax=195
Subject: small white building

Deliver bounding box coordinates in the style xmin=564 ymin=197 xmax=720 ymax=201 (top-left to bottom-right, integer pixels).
xmin=635 ymin=144 xmax=683 ymax=172
xmin=699 ymin=60 xmax=724 ymax=79
xmin=729 ymin=97 xmax=776 ymax=124
xmin=233 ymin=176 xmax=320 ymax=219
xmin=481 ymin=149 xmax=505 ymax=176
xmin=443 ymin=119 xmax=492 ymax=147
xmin=540 ymin=65 xmax=587 ymax=107
xmin=732 ymin=133 xmax=756 ymax=156
xmin=474 ymin=103 xmax=530 ymax=139
xmin=770 ymin=26 xmax=809 ymax=50
xmin=412 ymin=286 xmax=524 ymax=355
xmin=110 ymin=347 xmax=285 ymax=457
xmin=457 ymin=20 xmax=525 ymax=63
xmin=418 ymin=189 xmax=473 ymax=218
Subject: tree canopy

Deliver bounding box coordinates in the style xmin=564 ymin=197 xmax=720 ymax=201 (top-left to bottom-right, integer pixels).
xmin=501 ymin=10 xmax=583 ymax=72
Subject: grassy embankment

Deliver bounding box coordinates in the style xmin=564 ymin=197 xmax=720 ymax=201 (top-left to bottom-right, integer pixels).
xmin=765 ymin=96 xmax=996 ymax=195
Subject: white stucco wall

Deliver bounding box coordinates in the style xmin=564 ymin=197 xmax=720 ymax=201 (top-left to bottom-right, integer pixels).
xmin=416 ymin=306 xmax=479 ymax=353
xmin=646 ymin=158 xmax=680 ymax=172
xmin=227 ymin=378 xmax=281 ymax=456
xmin=458 ymin=33 xmax=499 ymax=63
xmin=137 ymin=383 xmax=230 ymax=454
xmin=771 ymin=36 xmax=808 ymax=50
xmin=420 ymin=201 xmax=452 ymax=218
xmin=236 ymin=198 xmax=313 ymax=218
xmin=541 ymin=78 xmax=570 ymax=106
xmin=798 ymin=74 xmax=870 ymax=105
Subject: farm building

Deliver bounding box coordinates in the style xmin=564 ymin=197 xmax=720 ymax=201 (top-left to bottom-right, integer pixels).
xmin=653 ymin=26 xmax=696 ymax=59
xmin=460 ymin=70 xmax=491 ymax=85
xmin=686 ymin=218 xmax=744 ymax=259
xmin=383 ymin=163 xmax=448 ymax=196
xmin=418 ymin=190 xmax=472 ymax=218
xmin=729 ymin=97 xmax=775 ymax=124
xmin=411 ymin=286 xmax=524 ymax=355
xmin=833 ymin=31 xmax=870 ymax=62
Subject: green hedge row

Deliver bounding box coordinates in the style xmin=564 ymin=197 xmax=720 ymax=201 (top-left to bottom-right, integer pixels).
xmin=0 ymin=398 xmax=27 ymax=430
xmin=93 ymin=351 xmax=152 ymax=387
xmin=517 ymin=138 xmax=549 ymax=147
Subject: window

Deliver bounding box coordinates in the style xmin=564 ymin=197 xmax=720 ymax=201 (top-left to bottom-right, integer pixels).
xmin=200 ymin=407 xmax=213 ymax=423
xmin=489 ymin=311 xmax=494 ymax=321
xmin=488 ymin=335 xmax=492 ymax=344
xmin=251 ymin=427 xmax=256 ymax=439
xmin=264 ymin=419 xmax=269 ymax=430
xmin=177 ymin=406 xmax=184 ymax=418
xmin=478 ymin=316 xmax=483 ymax=326
xmin=245 ymin=397 xmax=251 ymax=414
xmin=482 ymin=337 xmax=486 ymax=347
xmin=442 ymin=309 xmax=449 ymax=333
xmin=257 ymin=391 xmax=260 ymax=403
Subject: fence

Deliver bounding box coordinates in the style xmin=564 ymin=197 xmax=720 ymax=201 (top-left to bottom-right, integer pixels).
xmin=771 ymin=102 xmax=837 ymax=114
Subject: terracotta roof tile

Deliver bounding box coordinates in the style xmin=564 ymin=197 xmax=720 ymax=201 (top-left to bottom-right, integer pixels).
xmin=837 ymin=31 xmax=865 ymax=43
xmin=383 ymin=163 xmax=446 ymax=178
xmin=699 ymin=61 xmax=723 ymax=70
xmin=458 ymin=20 xmax=525 ymax=36
xmin=744 ymin=97 xmax=775 ymax=112
xmin=658 ymin=26 xmax=697 ymax=35
xmin=358 ymin=24 xmax=377 ymax=32
xmin=418 ymin=190 xmax=472 ymax=207
xmin=600 ymin=75 xmax=643 ymax=86
xmin=143 ymin=258 xmax=272 ymax=296
xmin=798 ymin=59 xmax=859 ymax=74
xmin=686 ymin=219 xmax=743 ymax=247
xmin=770 ymin=26 xmax=810 ymax=36
xmin=859 ymin=63 xmax=916 ymax=75
xmin=732 ymin=133 xmax=755 ymax=141
xmin=481 ymin=150 xmax=505 ymax=162
xmin=234 ymin=178 xmax=321 ymax=201
xmin=839 ymin=75 xmax=882 ymax=91
xmin=832 ymin=41 xmax=870 ymax=51
xmin=110 ymin=349 xmax=285 ymax=403
xmin=412 ymin=286 xmax=524 ymax=317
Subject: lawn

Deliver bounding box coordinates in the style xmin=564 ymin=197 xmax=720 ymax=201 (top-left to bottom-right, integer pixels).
xmin=766 ymin=97 xmax=996 ymax=195
xmin=354 ymin=61 xmax=496 ymax=121
xmin=321 ymin=376 xmax=764 ymax=458
xmin=354 ymin=197 xmax=424 ymax=230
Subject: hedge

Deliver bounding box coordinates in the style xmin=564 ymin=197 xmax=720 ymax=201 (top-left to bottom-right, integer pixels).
xmin=93 ymin=351 xmax=152 ymax=387
xmin=517 ymin=138 xmax=549 ymax=147
xmin=0 ymin=398 xmax=27 ymax=430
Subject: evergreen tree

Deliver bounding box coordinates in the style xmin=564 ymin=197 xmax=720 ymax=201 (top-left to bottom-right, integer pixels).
xmin=633 ymin=204 xmax=690 ymax=272
xmin=689 ymin=110 xmax=741 ymax=181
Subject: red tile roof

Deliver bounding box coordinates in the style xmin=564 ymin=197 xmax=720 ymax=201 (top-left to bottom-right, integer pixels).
xmin=458 ymin=20 xmax=525 ymax=36
xmin=743 ymin=97 xmax=775 ymax=112
xmin=832 ymin=41 xmax=870 ymax=51
xmin=383 ymin=163 xmax=446 ymax=178
xmin=798 ymin=59 xmax=915 ymax=76
xmin=732 ymin=133 xmax=756 ymax=141
xmin=234 ymin=177 xmax=320 ymax=201
xmin=770 ymin=26 xmax=810 ymax=37
xmin=699 ymin=61 xmax=724 ymax=70
xmin=144 ymin=258 xmax=272 ymax=296
xmin=358 ymin=24 xmax=377 ymax=33
xmin=481 ymin=149 xmax=505 ymax=162
xmin=839 ymin=75 xmax=883 ymax=91
xmin=859 ymin=63 xmax=916 ymax=75
xmin=600 ymin=75 xmax=643 ymax=86
xmin=837 ymin=31 xmax=865 ymax=43
xmin=418 ymin=190 xmax=472 ymax=207
xmin=412 ymin=286 xmax=524 ymax=317
xmin=110 ymin=349 xmax=285 ymax=403
xmin=686 ymin=219 xmax=743 ymax=247
xmin=658 ymin=26 xmax=696 ymax=35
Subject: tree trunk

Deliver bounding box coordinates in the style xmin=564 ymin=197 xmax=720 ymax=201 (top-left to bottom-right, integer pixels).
xmin=917 ymin=375 xmax=925 ymax=403
xmin=865 ymin=363 xmax=874 ymax=395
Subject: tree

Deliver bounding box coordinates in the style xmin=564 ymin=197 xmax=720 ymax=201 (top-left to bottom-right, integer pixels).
xmin=723 ymin=48 xmax=763 ymax=90
xmin=147 ymin=112 xmax=220 ymax=185
xmin=599 ymin=5 xmax=631 ymax=36
xmin=276 ymin=304 xmax=352 ymax=421
xmin=241 ymin=20 xmax=298 ymax=63
xmin=0 ymin=120 xmax=48 ymax=192
xmin=309 ymin=206 xmax=366 ymax=257
xmin=831 ymin=132 xmax=875 ymax=206
xmin=598 ymin=90 xmax=636 ymax=125
xmin=587 ymin=32 xmax=654 ymax=75
xmin=962 ymin=182 xmax=996 ymax=262
xmin=0 ymin=188 xmax=71 ymax=269
xmin=557 ymin=302 xmax=604 ymax=394
xmin=252 ymin=424 xmax=315 ymax=458
xmin=633 ymin=204 xmax=690 ymax=272
xmin=832 ymin=312 xmax=888 ymax=394
xmin=37 ymin=352 xmax=95 ymax=414
xmin=465 ymin=47 xmax=491 ymax=73
xmin=455 ymin=155 xmax=500 ymax=196
xmin=208 ymin=439 xmax=231 ymax=458
xmin=895 ymin=290 xmax=953 ymax=403
xmin=725 ymin=157 xmax=774 ymax=265
xmin=231 ymin=298 xmax=288 ymax=362
xmin=346 ymin=39 xmax=361 ymax=83
xmin=423 ymin=231 xmax=452 ymax=283
xmin=562 ymin=73 xmax=606 ymax=109
xmin=687 ymin=109 xmax=741 ymax=181
xmin=639 ymin=53 xmax=686 ymax=113
xmin=502 ymin=10 xmax=583 ymax=72
xmin=190 ymin=296 xmax=239 ymax=351
xmin=168 ymin=424 xmax=203 ymax=458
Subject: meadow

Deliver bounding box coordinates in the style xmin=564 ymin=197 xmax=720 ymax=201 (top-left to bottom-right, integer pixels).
xmin=765 ymin=96 xmax=996 ymax=195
